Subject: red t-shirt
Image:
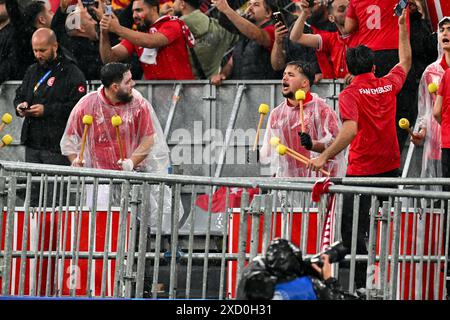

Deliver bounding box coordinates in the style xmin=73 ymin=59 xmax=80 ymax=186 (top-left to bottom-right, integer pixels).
xmin=120 ymin=18 xmax=194 ymax=80
xmin=438 ymin=68 xmax=450 ymax=148
xmin=318 ymin=31 xmax=352 ymax=79
xmin=263 ymin=24 xmax=276 ymax=52
xmin=311 ymin=27 xmax=334 ymax=79
xmin=346 ymin=0 xmax=407 ymax=51
xmin=339 ymin=65 xmax=407 ymax=175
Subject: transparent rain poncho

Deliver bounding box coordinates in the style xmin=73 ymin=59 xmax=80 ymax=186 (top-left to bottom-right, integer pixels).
xmin=60 ymin=87 xmax=181 ymax=233
xmin=416 ymin=35 xmax=445 ymax=189
xmin=260 ymin=93 xmax=347 ymax=178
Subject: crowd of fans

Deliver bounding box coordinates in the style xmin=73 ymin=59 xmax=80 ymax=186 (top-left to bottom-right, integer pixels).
xmin=0 ymin=0 xmax=437 ymax=82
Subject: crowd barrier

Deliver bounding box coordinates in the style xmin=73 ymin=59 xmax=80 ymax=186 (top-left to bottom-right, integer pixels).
xmin=0 ymin=161 xmax=449 ymax=300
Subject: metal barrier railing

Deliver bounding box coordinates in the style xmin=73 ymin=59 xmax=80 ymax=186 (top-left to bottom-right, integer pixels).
xmin=0 ymin=160 xmax=449 ymax=300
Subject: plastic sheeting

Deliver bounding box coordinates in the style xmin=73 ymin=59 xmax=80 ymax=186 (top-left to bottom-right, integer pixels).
xmin=61 ymin=86 xmax=170 ymax=173
xmin=260 ymin=94 xmax=347 ymax=178
xmin=416 ymin=31 xmax=445 ymax=189
xmin=61 ymin=87 xmax=182 ymax=233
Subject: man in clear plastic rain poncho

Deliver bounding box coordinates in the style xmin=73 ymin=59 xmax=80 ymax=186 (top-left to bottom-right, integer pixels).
xmin=260 ymin=60 xmax=346 ymax=178
xmin=411 ymin=17 xmax=450 ymax=190
xmin=60 ymin=62 xmax=181 ymax=231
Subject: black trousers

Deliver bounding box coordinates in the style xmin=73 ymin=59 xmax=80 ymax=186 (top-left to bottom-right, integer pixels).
xmin=341 ymin=168 xmax=400 ymax=289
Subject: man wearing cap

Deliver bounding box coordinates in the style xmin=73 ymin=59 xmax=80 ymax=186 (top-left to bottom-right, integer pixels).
xmin=172 ymin=0 xmax=239 ymax=79
xmin=99 ymin=0 xmax=195 ymax=80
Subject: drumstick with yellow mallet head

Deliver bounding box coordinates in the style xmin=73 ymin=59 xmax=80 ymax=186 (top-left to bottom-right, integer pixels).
xmin=78 ymin=114 xmax=93 ymax=164
xmin=111 ymin=114 xmax=125 ymax=161
xmin=398 ymin=118 xmax=414 ymax=136
xmin=295 ymin=89 xmax=306 ymax=133
xmin=0 ymin=134 xmax=13 ymax=148
xmin=0 ymin=113 xmax=13 ymax=133
xmin=253 ymin=103 xmax=270 ymax=151
xmin=270 ymin=137 xmax=330 ymax=176
xmin=428 ymin=82 xmax=439 ymax=96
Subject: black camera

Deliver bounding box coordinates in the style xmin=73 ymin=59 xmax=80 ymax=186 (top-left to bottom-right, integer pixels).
xmin=308 ymin=241 xmax=347 ymax=267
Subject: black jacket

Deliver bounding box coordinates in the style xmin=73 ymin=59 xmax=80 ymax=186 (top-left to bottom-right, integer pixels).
xmin=231 ymin=21 xmax=281 ymax=80
xmin=14 ymin=54 xmax=87 ymax=153
xmin=0 ymin=23 xmax=18 ymax=84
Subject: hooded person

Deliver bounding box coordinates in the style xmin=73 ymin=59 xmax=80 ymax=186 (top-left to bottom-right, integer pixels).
xmin=411 ymin=17 xmax=449 ymax=192
xmin=60 ymin=62 xmax=181 ymax=231
xmin=260 ymin=60 xmax=346 ymax=178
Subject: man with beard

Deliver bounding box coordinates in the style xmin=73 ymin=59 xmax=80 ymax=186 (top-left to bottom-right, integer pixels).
xmin=61 ymin=63 xmax=180 ymax=296
xmin=259 ymin=60 xmax=345 ymax=178
xmin=61 ymin=62 xmax=170 ymax=173
xmin=210 ymin=0 xmax=279 ymax=84
xmin=172 ymin=0 xmax=239 ymax=79
xmin=99 ymin=0 xmax=194 ymax=80
xmin=14 ymin=27 xmax=86 ymax=206
xmin=290 ymin=0 xmax=355 ymax=82
xmin=14 ymin=28 xmax=86 ymax=167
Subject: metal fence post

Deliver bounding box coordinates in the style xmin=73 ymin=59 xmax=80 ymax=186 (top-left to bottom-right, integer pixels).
xmin=124 ymin=184 xmax=141 ymax=298
xmin=135 ymin=182 xmax=151 ymax=298
xmin=113 ymin=180 xmax=130 ymax=298
xmin=249 ymin=195 xmax=263 ymax=261
xmin=366 ymin=196 xmax=379 ymax=300
xmin=235 ymin=191 xmax=249 ymax=294
xmin=388 ymin=200 xmax=402 ymax=300
xmin=379 ymin=201 xmax=390 ymax=300
xmin=1 ymin=176 xmax=16 ymax=295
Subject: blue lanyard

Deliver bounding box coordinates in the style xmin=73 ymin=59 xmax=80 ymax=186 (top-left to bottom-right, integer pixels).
xmin=33 ymin=69 xmax=52 ymax=93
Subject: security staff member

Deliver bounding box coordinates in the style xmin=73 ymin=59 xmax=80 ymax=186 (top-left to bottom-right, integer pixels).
xmin=14 ymin=27 xmax=86 ymax=166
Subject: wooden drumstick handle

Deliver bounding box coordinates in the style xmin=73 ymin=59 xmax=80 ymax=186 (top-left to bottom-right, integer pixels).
xmin=79 ymin=125 xmax=89 ymax=162
xmin=253 ymin=114 xmax=265 ymax=151
xmin=116 ymin=126 xmax=124 ymax=161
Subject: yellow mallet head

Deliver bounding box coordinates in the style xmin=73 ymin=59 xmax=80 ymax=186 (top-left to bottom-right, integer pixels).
xmin=270 ymin=137 xmax=281 ymax=147
xmin=295 ymin=89 xmax=306 ymax=101
xmin=258 ymin=103 xmax=270 ymax=115
xmin=1 ymin=134 xmax=13 ymax=146
xmin=398 ymin=118 xmax=410 ymax=130
xmin=428 ymin=82 xmax=439 ymax=94
xmin=276 ymin=144 xmax=287 ymax=155
xmin=82 ymin=114 xmax=93 ymax=125
xmin=1 ymin=113 xmax=12 ymax=124
xmin=111 ymin=115 xmax=122 ymax=127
